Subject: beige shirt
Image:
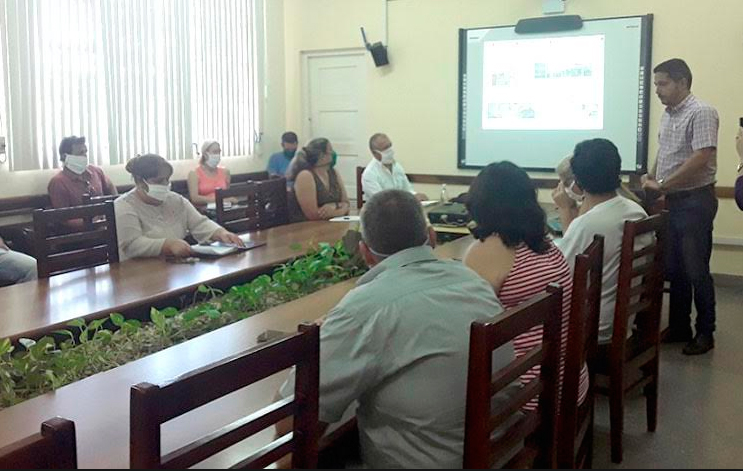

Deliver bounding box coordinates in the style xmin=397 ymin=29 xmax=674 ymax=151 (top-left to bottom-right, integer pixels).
xmin=114 ymin=190 xmax=221 ymax=260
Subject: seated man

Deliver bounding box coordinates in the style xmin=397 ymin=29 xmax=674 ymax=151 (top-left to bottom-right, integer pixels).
xmin=48 ymin=136 xmax=118 ymax=230
xmin=267 ymin=131 xmax=299 ymax=179
xmin=0 ymin=237 xmax=37 ymax=285
xmin=553 ymin=138 xmax=648 ymax=344
xmin=278 ymin=189 xmax=514 ymax=469
xmin=362 ymin=133 xmax=427 ymax=201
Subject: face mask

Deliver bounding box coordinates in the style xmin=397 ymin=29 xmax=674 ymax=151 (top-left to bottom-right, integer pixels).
xmin=206 ymin=154 xmax=221 ymax=169
xmin=64 ymin=154 xmax=88 ymax=175
xmin=145 ymin=182 xmax=171 ymax=202
xmin=283 ymin=149 xmax=296 ymax=159
xmin=565 ymin=182 xmax=585 ymax=203
xmin=331 ymin=151 xmax=338 ymax=169
xmin=366 ymin=237 xmax=431 ymax=261
xmin=379 ymin=147 xmax=395 ymax=165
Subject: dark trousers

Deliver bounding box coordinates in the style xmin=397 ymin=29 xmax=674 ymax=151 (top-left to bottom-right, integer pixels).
xmin=665 ymin=185 xmax=718 ymax=336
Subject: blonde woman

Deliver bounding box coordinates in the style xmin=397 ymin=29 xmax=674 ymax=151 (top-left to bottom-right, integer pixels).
xmin=187 ymin=140 xmax=232 ymax=206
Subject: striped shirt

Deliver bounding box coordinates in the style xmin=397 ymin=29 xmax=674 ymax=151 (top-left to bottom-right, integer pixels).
xmin=498 ymin=242 xmax=588 ymax=410
xmin=657 ymin=94 xmax=719 ymax=192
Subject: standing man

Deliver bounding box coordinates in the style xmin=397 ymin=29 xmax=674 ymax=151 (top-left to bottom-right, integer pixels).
xmin=267 ymin=132 xmax=299 ymax=178
xmin=362 ymin=133 xmax=428 ymax=201
xmin=642 ymin=58 xmax=719 ymax=355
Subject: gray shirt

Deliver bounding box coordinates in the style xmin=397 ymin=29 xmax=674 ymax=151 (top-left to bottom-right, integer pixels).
xmin=281 ymin=245 xmax=514 ymax=469
xmin=657 ymin=94 xmax=719 ymax=192
xmin=114 ymin=190 xmax=221 ymax=260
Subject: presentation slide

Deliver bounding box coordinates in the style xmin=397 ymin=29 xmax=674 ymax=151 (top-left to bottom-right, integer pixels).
xmin=459 ymin=15 xmax=652 ymax=172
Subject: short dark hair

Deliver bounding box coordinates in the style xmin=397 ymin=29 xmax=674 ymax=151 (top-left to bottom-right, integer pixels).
xmin=361 ymin=190 xmax=428 ymax=256
xmin=466 ymin=162 xmax=548 ymax=254
xmin=125 ymin=154 xmax=174 ymax=183
xmin=369 ymin=133 xmax=387 ymax=154
xmin=571 ymin=139 xmax=622 ymax=195
xmin=654 ymin=58 xmax=693 ymax=89
xmin=281 ymin=132 xmax=298 ymax=144
xmin=58 ymin=136 xmax=86 ymax=161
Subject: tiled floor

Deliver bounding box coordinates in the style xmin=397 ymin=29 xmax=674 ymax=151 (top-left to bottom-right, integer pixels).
xmin=593 ymin=279 xmax=743 ymax=469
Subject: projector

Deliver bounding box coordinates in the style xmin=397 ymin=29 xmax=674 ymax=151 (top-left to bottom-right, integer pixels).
xmin=427 ymin=202 xmax=471 ymax=227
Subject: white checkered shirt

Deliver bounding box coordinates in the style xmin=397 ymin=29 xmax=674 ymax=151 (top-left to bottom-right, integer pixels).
xmin=656 ymin=94 xmax=719 ymax=192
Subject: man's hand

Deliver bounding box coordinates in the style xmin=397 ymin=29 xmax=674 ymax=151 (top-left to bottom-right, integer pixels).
xmin=552 ymin=181 xmax=577 ymax=210
xmin=642 ymin=174 xmax=662 ymax=193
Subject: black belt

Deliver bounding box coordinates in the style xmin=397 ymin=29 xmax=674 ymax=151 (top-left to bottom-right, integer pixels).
xmin=665 ymin=184 xmax=715 ymax=201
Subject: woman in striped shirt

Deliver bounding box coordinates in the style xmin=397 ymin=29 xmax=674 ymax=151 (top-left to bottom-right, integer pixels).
xmin=463 ymin=161 xmax=588 ymax=409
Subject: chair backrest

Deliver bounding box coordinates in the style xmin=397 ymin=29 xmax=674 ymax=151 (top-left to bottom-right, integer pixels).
xmin=559 ymin=235 xmax=604 ymax=468
xmin=610 ymin=212 xmax=668 ymax=363
xmin=0 ymin=418 xmax=77 ymax=469
xmin=232 ymin=171 xmax=270 ymax=185
xmin=215 ymin=178 xmax=289 ymax=233
xmin=33 ymin=202 xmax=119 ymax=278
xmin=464 ymin=285 xmax=563 ymax=469
xmin=81 ymin=194 xmax=118 ymax=206
xmin=130 ymin=324 xmax=320 ymax=469
xmin=355 ymin=167 xmax=365 ymax=210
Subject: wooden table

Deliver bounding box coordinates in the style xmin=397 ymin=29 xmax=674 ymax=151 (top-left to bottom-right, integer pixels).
xmin=0 ymin=239 xmax=471 ymax=469
xmin=0 ymin=221 xmax=353 ymax=343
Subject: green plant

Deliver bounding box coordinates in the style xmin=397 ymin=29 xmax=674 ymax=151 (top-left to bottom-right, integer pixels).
xmin=0 ymin=232 xmax=367 ymax=410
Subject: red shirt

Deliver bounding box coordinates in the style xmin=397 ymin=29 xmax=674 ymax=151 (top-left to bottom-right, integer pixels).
xmin=48 ymin=166 xmax=116 ymax=209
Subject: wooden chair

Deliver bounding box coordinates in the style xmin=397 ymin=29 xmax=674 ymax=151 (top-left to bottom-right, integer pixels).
xmin=215 ymin=178 xmax=289 ymax=233
xmin=130 ymin=324 xmax=320 ymax=469
xmin=558 ymin=236 xmax=604 ymax=469
xmin=356 ymin=166 xmax=365 ymax=209
xmin=33 ymin=202 xmax=119 ymax=278
xmin=463 ymin=285 xmax=563 ymax=469
xmin=0 ymin=417 xmax=77 ymax=469
xmin=81 ymin=193 xmax=118 ymax=206
xmin=232 ymin=171 xmax=270 ymax=185
xmin=596 ymin=212 xmax=668 ymax=464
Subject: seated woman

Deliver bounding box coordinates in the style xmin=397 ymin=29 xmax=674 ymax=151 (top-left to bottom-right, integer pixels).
xmin=115 ymin=154 xmax=243 ymax=260
xmin=288 ymin=138 xmax=350 ymax=222
xmin=463 ymin=161 xmax=588 ymax=408
xmin=187 ymin=140 xmax=232 ymax=206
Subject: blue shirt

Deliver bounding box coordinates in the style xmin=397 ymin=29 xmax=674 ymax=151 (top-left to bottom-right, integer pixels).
xmin=267 ymin=151 xmax=293 ymax=177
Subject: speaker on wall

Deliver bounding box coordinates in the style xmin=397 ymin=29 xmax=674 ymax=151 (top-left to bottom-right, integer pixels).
xmin=515 ymin=15 xmax=583 ymax=34
xmin=360 ymin=27 xmax=390 ymax=67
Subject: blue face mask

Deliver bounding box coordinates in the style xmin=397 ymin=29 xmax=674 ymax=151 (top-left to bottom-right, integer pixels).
xmin=283 ymin=149 xmax=296 ymax=159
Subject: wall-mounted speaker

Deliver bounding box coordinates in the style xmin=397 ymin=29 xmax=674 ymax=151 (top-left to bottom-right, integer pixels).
xmin=361 ymin=27 xmax=390 ymax=68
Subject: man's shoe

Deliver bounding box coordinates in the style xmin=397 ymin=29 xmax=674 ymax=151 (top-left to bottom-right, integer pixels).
xmin=682 ymin=334 xmax=715 ymax=356
xmin=663 ymin=329 xmax=693 ymax=344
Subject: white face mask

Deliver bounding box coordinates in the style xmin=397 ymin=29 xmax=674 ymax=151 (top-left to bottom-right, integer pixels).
xmin=145 ymin=182 xmax=171 ymax=202
xmin=64 ymin=154 xmax=88 ymax=175
xmin=565 ymin=182 xmax=585 ymax=203
xmin=206 ymin=153 xmax=221 ymax=169
xmin=379 ymin=147 xmax=395 ymax=165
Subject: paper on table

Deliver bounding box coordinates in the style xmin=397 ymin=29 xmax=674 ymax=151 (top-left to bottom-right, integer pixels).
xmin=329 ymin=215 xmax=360 ymax=222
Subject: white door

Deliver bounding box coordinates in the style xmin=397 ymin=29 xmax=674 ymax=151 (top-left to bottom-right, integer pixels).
xmin=303 ymin=51 xmax=367 ymax=202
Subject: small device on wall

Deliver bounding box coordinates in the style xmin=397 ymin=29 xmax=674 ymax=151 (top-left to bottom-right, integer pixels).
xmin=360 ymin=27 xmax=389 ymax=67
xmin=543 ymin=0 xmax=566 ymax=15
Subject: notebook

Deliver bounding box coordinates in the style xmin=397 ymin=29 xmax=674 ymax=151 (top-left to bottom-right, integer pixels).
xmin=190 ymin=239 xmax=266 ymax=257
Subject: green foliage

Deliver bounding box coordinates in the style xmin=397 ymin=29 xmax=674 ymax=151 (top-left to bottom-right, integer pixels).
xmin=0 ymin=232 xmax=366 ymax=410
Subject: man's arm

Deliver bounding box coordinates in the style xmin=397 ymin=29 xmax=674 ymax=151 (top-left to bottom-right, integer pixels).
xmin=656 ymin=148 xmax=716 ymax=192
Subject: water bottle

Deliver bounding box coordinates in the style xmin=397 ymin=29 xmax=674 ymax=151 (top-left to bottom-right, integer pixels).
xmin=440 ymin=184 xmax=449 ymax=203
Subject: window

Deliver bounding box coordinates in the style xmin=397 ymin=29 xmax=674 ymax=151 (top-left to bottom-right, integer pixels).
xmin=0 ymin=0 xmax=260 ymax=171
